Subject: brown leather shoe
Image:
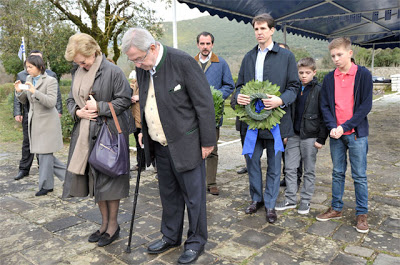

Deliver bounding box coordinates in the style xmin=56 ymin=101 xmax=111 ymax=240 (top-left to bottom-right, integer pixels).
xmin=356 ymin=214 xmax=369 ymax=233
xmin=245 ymin=201 xmax=264 ymax=214
xmin=266 ymin=208 xmax=277 ymax=223
xmin=208 ymin=186 xmax=219 ymax=196
xmin=316 ymin=207 xmax=342 ymax=221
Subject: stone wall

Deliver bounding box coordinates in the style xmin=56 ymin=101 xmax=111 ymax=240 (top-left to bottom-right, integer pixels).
xmin=319 ymin=67 xmax=399 ymax=79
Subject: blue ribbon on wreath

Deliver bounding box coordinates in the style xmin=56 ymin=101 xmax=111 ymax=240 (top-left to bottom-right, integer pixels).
xmin=242 ymin=99 xmax=284 ymax=158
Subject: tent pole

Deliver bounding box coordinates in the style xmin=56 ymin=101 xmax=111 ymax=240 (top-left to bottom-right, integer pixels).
xmin=371 ymin=44 xmax=375 ymax=75
xmin=172 ymin=0 xmax=178 ymax=48
xmin=283 ymin=24 xmax=287 ymax=44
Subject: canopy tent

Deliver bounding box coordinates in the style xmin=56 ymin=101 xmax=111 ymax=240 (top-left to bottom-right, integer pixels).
xmin=177 ymin=0 xmax=400 ymax=49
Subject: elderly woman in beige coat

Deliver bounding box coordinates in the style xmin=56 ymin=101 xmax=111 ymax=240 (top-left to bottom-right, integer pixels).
xmin=14 ymin=55 xmax=66 ymax=196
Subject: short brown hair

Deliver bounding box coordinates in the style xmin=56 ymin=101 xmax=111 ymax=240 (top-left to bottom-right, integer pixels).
xmin=328 ymin=37 xmax=351 ymax=51
xmin=252 ymin=13 xmax=275 ymax=29
xmin=297 ymin=57 xmax=316 ymax=71
xmin=25 ymin=55 xmax=46 ymax=74
xmin=64 ymin=33 xmax=102 ymax=62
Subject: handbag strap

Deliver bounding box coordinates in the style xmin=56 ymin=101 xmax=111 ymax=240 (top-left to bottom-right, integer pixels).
xmin=107 ymin=102 xmax=122 ymax=134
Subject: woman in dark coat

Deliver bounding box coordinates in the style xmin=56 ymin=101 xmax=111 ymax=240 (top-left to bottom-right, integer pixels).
xmin=62 ymin=33 xmax=133 ymax=247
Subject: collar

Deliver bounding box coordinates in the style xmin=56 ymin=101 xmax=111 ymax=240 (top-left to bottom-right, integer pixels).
xmin=195 ymin=52 xmax=220 ymax=63
xmin=335 ymin=63 xmax=357 ymax=76
xmin=150 ymin=43 xmax=164 ymax=75
xmin=199 ymin=51 xmax=212 ymax=63
xmin=258 ymin=42 xmax=274 ymax=52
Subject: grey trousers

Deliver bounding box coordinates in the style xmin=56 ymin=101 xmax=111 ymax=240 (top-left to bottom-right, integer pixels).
xmin=284 ymin=135 xmax=318 ymax=204
xmin=37 ymin=154 xmax=66 ymax=190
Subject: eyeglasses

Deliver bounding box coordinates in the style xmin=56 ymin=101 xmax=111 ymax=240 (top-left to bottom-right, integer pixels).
xmin=129 ymin=49 xmax=149 ymax=64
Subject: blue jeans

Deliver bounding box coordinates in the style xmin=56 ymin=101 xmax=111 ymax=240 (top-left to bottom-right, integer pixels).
xmin=330 ymin=134 xmax=368 ymax=215
xmin=245 ymin=138 xmax=281 ymax=209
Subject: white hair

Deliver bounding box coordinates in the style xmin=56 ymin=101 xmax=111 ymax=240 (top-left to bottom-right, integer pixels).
xmin=122 ymin=28 xmax=155 ymax=53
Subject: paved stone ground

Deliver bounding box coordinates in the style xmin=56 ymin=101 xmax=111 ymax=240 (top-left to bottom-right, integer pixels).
xmin=1 ymin=93 xmax=399 ymax=265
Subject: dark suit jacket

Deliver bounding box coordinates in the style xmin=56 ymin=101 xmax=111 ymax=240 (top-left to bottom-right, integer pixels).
xmin=14 ymin=69 xmax=63 ymax=116
xmin=136 ymin=44 xmax=216 ymax=173
xmin=235 ymin=42 xmax=300 ymax=139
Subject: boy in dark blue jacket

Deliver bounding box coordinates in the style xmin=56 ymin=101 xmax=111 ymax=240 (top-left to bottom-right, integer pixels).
xmin=317 ymin=37 xmax=372 ymax=234
xmin=276 ymin=57 xmax=328 ymax=215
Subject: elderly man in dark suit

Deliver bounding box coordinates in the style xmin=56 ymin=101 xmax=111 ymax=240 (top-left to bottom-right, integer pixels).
xmin=13 ymin=50 xmax=63 ymax=181
xmin=122 ymin=28 xmax=216 ymax=264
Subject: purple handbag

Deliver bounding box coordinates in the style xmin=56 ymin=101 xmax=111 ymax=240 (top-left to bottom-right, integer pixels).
xmin=88 ymin=102 xmax=129 ymax=177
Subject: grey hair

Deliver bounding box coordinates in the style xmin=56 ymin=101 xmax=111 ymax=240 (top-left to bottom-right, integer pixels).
xmin=122 ymin=28 xmax=155 ymax=53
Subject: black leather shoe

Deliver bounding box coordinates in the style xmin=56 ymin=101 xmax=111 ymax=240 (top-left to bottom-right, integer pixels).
xmin=266 ymin=208 xmax=277 ymax=223
xmin=245 ymin=201 xmax=264 ymax=214
xmin=178 ymin=246 xmax=204 ymax=264
xmin=88 ymin=230 xmax=105 ymax=243
xmin=14 ymin=171 xmax=29 ymax=180
xmin=35 ymin=188 xmax=53 ymax=196
xmin=147 ymin=238 xmax=180 ymax=254
xmin=98 ymin=226 xmax=120 ymax=247
xmin=237 ymin=167 xmax=248 ymax=174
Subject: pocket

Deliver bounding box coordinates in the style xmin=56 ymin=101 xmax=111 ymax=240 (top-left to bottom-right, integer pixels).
xmin=303 ymin=114 xmax=319 ymax=134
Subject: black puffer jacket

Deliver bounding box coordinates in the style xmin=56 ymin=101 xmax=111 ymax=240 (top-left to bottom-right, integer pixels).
xmin=291 ymin=77 xmax=328 ymax=145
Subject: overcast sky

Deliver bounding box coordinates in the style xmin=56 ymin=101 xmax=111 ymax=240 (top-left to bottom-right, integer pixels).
xmin=151 ymin=0 xmax=209 ymax=22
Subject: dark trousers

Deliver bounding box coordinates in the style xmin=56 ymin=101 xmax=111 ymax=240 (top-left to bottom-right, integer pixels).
xmin=154 ymin=142 xmax=207 ymax=251
xmin=19 ymin=111 xmax=34 ymax=173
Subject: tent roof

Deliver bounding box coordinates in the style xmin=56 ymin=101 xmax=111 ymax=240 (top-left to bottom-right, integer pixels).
xmin=178 ymin=0 xmax=400 ymax=49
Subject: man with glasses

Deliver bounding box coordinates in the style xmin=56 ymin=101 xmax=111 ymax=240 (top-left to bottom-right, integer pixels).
xmin=194 ymin=31 xmax=235 ymax=196
xmin=122 ymin=28 xmax=216 ymax=264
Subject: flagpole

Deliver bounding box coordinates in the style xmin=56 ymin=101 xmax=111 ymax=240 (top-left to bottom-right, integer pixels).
xmin=22 ymin=37 xmax=26 ymax=62
xmin=172 ymin=0 xmax=178 ymax=49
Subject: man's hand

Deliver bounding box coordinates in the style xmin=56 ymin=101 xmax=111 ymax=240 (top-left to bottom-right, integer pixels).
xmin=314 ymin=142 xmax=323 ymax=149
xmin=202 ymin=146 xmax=214 ymax=159
xmin=262 ymin=94 xmax=283 ymax=110
xmin=138 ymin=133 xmax=144 ymax=148
xmin=330 ymin=126 xmax=344 ymax=139
xmin=15 ymin=115 xmax=23 ymax=123
xmin=131 ymin=95 xmax=139 ymax=103
xmin=283 ymin=138 xmax=288 ymax=145
xmin=237 ymin=94 xmax=250 ymax=105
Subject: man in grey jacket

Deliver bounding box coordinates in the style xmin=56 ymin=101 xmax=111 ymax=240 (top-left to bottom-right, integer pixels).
xmin=13 ymin=50 xmax=63 ymax=181
xmin=122 ymin=28 xmax=216 ymax=264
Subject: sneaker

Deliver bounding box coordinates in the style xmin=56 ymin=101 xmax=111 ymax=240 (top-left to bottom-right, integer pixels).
xmin=356 ymin=214 xmax=369 ymax=233
xmin=298 ymin=202 xmax=310 ymax=215
xmin=275 ymin=201 xmax=296 ymax=211
xmin=316 ymin=207 xmax=342 ymax=221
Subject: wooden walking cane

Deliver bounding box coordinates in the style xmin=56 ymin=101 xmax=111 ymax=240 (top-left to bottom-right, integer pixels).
xmin=125 ymin=155 xmax=143 ymax=253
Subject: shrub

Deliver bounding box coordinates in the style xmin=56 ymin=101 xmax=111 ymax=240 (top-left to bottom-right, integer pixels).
xmin=316 ymin=71 xmax=330 ymax=84
xmin=0 ymin=83 xmax=15 ymax=100
xmin=60 ymin=94 xmax=75 ymax=142
xmin=59 ymin=79 xmax=72 ymax=86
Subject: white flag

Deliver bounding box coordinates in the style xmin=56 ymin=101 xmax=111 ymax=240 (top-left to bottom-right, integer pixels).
xmin=18 ymin=39 xmax=25 ymax=60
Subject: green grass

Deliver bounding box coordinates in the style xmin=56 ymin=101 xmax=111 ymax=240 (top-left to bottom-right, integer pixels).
xmin=0 ymin=93 xmax=23 ymax=142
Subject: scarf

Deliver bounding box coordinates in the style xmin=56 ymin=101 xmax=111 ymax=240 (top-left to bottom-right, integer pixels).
xmin=67 ymin=54 xmax=103 ymax=175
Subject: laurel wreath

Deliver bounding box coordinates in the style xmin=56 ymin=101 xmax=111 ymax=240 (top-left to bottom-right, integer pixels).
xmin=210 ymin=86 xmax=224 ymax=127
xmin=235 ymin=80 xmax=286 ymax=130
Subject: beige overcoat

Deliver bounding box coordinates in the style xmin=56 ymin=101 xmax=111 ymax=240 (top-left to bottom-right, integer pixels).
xmin=16 ymin=73 xmax=63 ymax=154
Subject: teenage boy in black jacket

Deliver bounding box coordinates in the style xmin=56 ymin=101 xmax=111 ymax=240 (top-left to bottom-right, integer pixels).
xmin=276 ymin=57 xmax=328 ymax=215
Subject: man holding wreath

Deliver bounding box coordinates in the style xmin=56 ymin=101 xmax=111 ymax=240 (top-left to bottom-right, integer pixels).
xmin=235 ymin=13 xmax=300 ymax=223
